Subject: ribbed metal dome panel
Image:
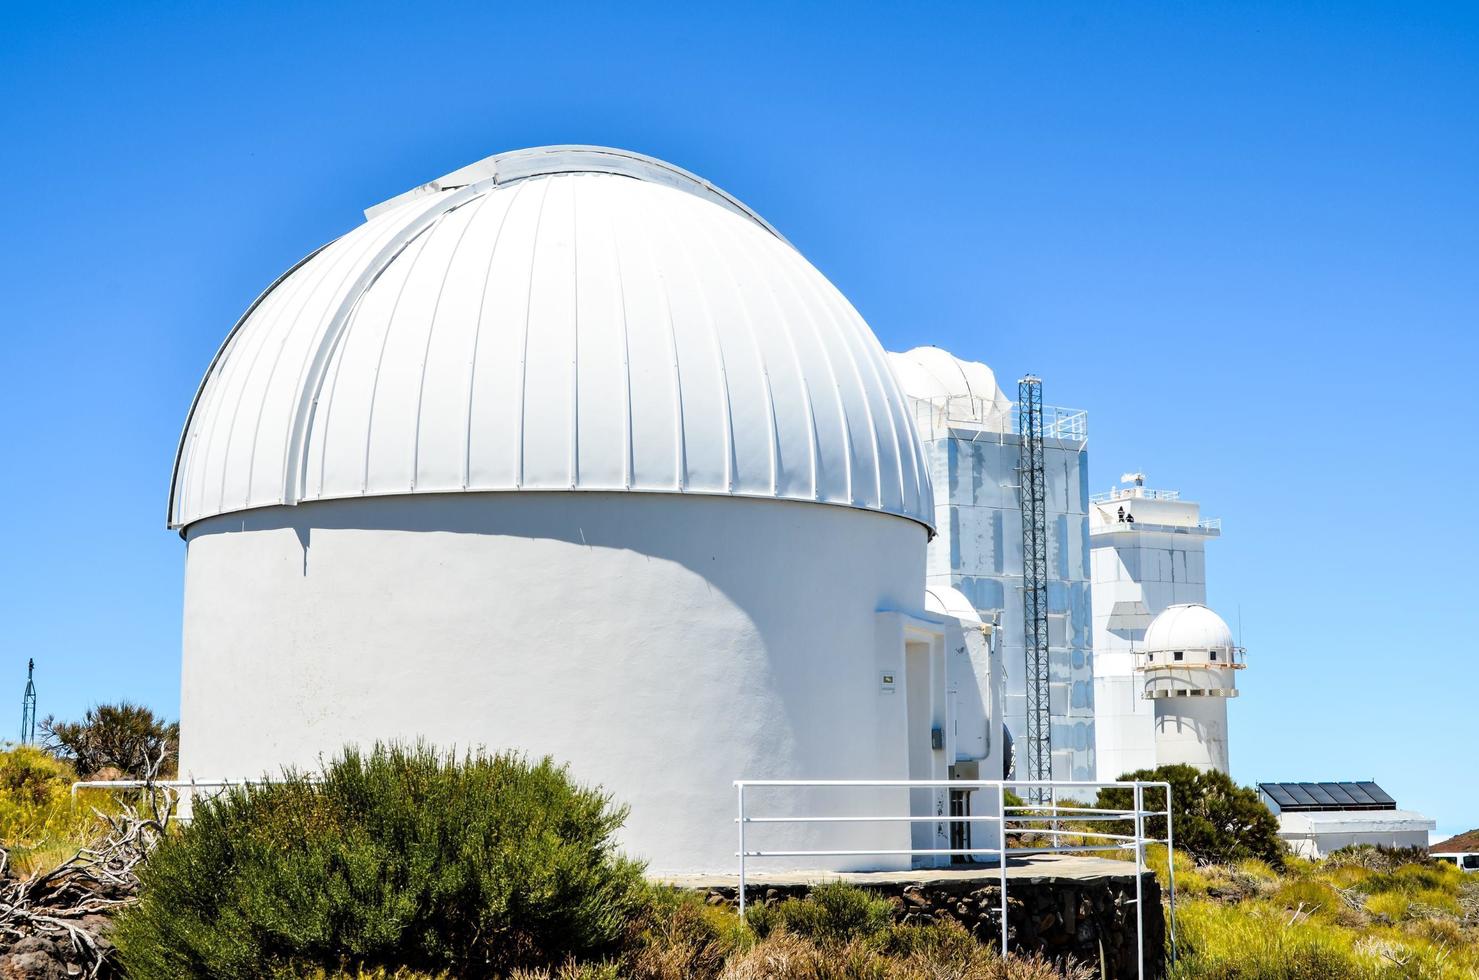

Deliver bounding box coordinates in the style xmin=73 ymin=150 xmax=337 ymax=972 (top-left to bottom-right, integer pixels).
xmin=1142 ymin=604 xmax=1235 ymax=653
xmin=169 ymin=150 xmax=933 ymax=531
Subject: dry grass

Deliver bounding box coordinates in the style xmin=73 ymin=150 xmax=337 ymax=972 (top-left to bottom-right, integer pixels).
xmin=1162 ymin=845 xmax=1479 ymax=979
xmin=717 ymin=928 xmax=1091 ymax=979
xmin=505 ymin=886 xmax=1093 ymax=980
xmin=0 ymin=746 xmax=121 ymax=876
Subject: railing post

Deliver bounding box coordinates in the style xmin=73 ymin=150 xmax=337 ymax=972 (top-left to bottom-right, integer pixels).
xmin=736 ymin=782 xmax=747 ymax=918
xmin=997 ymin=784 xmax=1009 ymax=958
xmin=1050 ymin=782 xmax=1059 ymax=848
xmin=1133 ymin=782 xmax=1145 ymax=979
xmin=1165 ymin=783 xmax=1177 ymax=963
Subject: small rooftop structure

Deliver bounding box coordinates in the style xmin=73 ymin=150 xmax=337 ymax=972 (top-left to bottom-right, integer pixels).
xmin=925 ymin=584 xmax=984 ymax=624
xmin=888 ymin=346 xmax=1013 ymax=434
xmin=1089 ymin=476 xmax=1221 ymax=536
xmin=1260 ymin=780 xmax=1435 ymax=858
xmin=1259 ymin=781 xmax=1396 ymax=813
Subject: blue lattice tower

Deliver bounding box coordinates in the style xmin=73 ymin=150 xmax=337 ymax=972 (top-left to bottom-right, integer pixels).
xmin=1017 ymin=376 xmax=1052 ymax=802
xmin=20 ymin=659 xmax=36 ymax=745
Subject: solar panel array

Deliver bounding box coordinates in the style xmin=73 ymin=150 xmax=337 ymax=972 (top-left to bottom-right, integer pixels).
xmin=1258 ymin=781 xmax=1397 ymax=812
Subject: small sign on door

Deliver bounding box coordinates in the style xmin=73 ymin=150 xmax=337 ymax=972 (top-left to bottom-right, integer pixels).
xmin=879 ymin=670 xmax=897 ymax=694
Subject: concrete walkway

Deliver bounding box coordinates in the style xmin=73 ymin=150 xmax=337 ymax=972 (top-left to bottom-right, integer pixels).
xmin=661 ymin=853 xmax=1147 ymax=889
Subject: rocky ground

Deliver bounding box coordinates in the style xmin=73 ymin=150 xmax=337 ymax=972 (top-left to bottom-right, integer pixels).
xmin=0 ymin=915 xmax=118 ymax=980
xmin=0 ymin=787 xmax=166 ymax=980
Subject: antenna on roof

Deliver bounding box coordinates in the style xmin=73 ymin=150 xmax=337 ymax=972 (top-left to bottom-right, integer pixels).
xmin=20 ymin=659 xmax=36 ymax=745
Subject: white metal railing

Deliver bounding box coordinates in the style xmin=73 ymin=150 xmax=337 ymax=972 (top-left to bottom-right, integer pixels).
xmin=1139 ymin=645 xmax=1247 ymax=672
xmin=1092 ymin=519 xmax=1222 ymax=535
xmin=70 ymin=777 xmax=314 ymax=820
xmin=1090 ymin=488 xmax=1182 ymax=504
xmin=734 ymin=779 xmax=1175 ymax=976
xmin=904 ymin=396 xmax=1088 ymax=445
xmin=1029 ymin=405 xmax=1089 ymax=444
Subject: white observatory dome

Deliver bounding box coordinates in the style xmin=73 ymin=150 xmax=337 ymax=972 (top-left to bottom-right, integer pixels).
xmin=925 ymin=584 xmax=981 ymax=623
xmin=169 ymin=145 xmax=931 ymax=532
xmin=886 ymin=346 xmax=1012 ymax=432
xmin=1142 ymin=603 xmax=1234 ymax=653
xmin=172 ymin=147 xmax=944 ymax=874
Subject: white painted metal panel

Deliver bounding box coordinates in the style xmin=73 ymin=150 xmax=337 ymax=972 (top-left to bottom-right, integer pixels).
xmin=170 ymin=150 xmax=932 ymax=531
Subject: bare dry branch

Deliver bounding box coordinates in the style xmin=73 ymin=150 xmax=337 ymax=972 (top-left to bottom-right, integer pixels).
xmin=0 ymin=751 xmax=176 ymax=978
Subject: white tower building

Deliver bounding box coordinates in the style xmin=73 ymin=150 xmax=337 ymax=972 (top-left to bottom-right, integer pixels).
xmin=1138 ymin=604 xmax=1243 ymax=773
xmin=1089 ymin=476 xmax=1224 ymax=778
xmin=889 ymin=348 xmax=1095 ymax=782
xmin=167 ymin=146 xmax=1002 ymax=874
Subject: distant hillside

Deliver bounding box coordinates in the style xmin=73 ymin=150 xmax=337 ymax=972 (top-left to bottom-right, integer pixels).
xmin=1432 ymin=828 xmax=1479 ymax=852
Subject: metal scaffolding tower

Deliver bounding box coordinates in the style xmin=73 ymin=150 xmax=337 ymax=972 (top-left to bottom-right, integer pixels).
xmin=20 ymin=659 xmax=36 ymax=745
xmin=1017 ymin=377 xmax=1052 ymax=800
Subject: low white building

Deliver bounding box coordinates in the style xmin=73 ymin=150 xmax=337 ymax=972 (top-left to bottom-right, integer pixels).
xmin=1259 ymin=782 xmax=1436 ymax=859
xmin=169 ymin=146 xmax=1004 ymax=874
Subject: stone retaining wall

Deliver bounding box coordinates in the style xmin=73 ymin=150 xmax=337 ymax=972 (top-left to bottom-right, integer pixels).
xmin=695 ymin=872 xmax=1166 ymax=979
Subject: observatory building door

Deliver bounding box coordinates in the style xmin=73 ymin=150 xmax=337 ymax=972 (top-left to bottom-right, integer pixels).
xmin=905 ymin=637 xmax=949 ymax=867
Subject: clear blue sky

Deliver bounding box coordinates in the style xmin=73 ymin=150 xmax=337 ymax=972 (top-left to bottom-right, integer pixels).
xmin=3 ymin=3 xmax=1475 ymax=836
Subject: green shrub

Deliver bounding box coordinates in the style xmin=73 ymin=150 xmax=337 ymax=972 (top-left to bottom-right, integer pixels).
xmin=1353 ymin=861 xmax=1453 ymax=896
xmin=1323 ymin=843 xmax=1433 ymax=873
xmin=40 ymin=701 xmax=179 ymax=778
xmin=114 ymin=743 xmax=645 ymax=979
xmin=1098 ymin=765 xmax=1284 ymax=868
xmin=744 ymin=881 xmax=896 ymax=943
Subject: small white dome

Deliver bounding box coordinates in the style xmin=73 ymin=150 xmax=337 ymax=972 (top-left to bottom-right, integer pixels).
xmin=925 ymin=584 xmax=981 ymax=623
xmin=1142 ymin=604 xmax=1234 ymax=653
xmin=887 ymin=346 xmax=1013 ymax=432
xmin=169 ymin=147 xmax=933 ymax=532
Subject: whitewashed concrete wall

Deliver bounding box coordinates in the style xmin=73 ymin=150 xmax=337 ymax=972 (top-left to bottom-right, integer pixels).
xmin=1280 ymin=827 xmax=1433 ymax=860
xmin=179 ymin=492 xmax=929 ymax=874
xmin=1151 ymin=696 xmax=1229 ymax=773
xmin=921 ymin=431 xmax=1095 ymax=782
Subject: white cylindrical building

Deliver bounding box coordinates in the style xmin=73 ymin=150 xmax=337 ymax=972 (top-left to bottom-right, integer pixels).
xmin=1137 ymin=603 xmax=1244 ymax=773
xmin=168 ymin=146 xmax=947 ymax=873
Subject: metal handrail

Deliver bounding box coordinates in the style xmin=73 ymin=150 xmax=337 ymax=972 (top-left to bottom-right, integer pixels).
xmin=1090 ymin=488 xmax=1182 ymax=504
xmin=69 ymin=776 xmax=316 ymax=799
xmin=903 ymin=396 xmax=1088 ymax=444
xmin=69 ymin=777 xmax=320 ymax=824
xmin=734 ymin=778 xmax=1175 ymax=977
